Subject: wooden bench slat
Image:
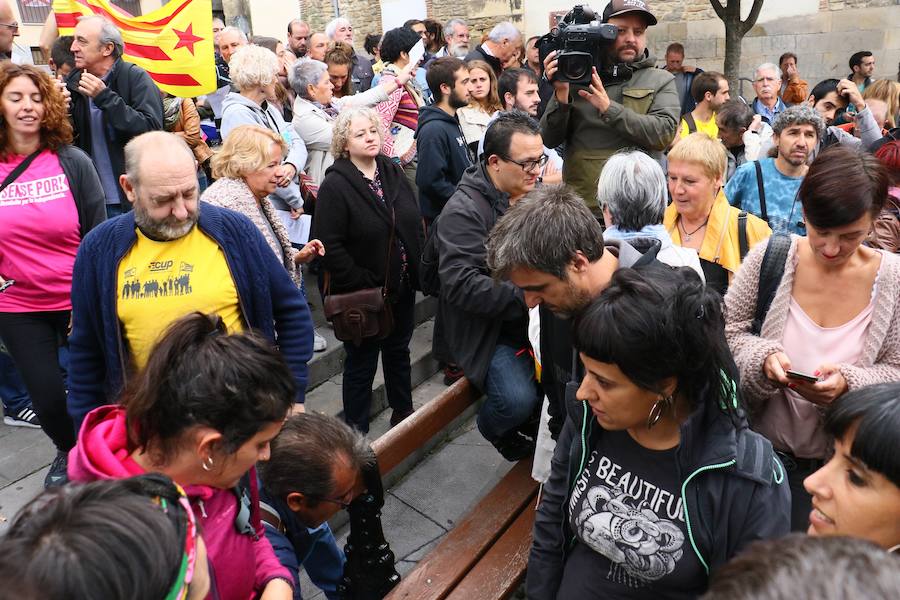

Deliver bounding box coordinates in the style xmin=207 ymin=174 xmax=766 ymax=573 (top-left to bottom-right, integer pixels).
xmin=385 ymin=459 xmax=538 ymax=600
xmin=372 ymin=379 xmax=478 ymax=475
xmin=445 ymin=505 xmax=535 ymax=600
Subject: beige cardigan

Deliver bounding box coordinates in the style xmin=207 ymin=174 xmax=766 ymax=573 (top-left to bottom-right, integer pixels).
xmin=725 ymin=236 xmax=900 ymax=409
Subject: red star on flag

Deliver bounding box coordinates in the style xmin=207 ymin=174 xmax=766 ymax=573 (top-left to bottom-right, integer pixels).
xmin=173 ymin=24 xmax=202 ymax=55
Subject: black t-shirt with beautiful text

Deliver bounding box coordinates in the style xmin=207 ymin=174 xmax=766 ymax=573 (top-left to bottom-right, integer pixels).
xmin=557 ymin=429 xmax=706 ymax=599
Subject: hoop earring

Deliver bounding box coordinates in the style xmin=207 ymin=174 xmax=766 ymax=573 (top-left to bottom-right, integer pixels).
xmin=201 ymin=456 xmax=215 ymax=471
xmin=647 ymin=395 xmax=674 ymax=429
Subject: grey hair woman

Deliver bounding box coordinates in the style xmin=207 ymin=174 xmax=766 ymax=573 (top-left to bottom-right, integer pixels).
xmin=600 ymin=151 xmax=704 ymax=279
xmin=291 ymin=58 xmax=415 ymax=186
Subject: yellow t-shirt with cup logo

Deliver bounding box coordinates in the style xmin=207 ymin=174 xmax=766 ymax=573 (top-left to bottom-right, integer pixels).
xmin=117 ymin=226 xmax=244 ymax=369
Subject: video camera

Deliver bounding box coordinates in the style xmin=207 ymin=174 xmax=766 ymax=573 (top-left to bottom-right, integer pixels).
xmin=537 ymin=5 xmax=631 ymax=86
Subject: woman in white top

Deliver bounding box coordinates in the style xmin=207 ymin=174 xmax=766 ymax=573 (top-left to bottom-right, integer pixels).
xmin=456 ymin=59 xmax=501 ymax=149
xmin=598 ymin=151 xmax=706 ymax=280
xmin=291 ymin=59 xmax=415 ymax=186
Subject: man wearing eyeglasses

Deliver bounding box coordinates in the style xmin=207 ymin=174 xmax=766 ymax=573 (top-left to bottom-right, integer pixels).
xmin=751 ymin=63 xmax=787 ymax=125
xmin=259 ymin=413 xmax=370 ymax=600
xmin=435 ymin=111 xmax=545 ymax=461
xmin=0 ymin=0 xmax=27 ymax=64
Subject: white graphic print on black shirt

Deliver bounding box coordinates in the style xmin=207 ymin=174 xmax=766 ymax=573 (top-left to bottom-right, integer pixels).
xmin=557 ymin=429 xmax=705 ymax=599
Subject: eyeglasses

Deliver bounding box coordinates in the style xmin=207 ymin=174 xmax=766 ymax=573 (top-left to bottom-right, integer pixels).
xmin=316 ymin=486 xmax=356 ymax=510
xmin=0 ymin=22 xmax=18 ymax=31
xmin=500 ymin=153 xmax=549 ymax=172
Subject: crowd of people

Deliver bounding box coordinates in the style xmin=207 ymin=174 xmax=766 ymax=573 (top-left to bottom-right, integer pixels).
xmin=0 ymin=0 xmax=899 ymax=597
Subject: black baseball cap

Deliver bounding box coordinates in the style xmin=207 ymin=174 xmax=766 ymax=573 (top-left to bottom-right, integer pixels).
xmin=602 ymin=0 xmax=658 ymax=26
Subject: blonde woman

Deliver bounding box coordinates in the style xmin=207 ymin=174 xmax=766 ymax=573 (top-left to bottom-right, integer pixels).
xmin=862 ymin=79 xmax=900 ymax=129
xmin=314 ymin=108 xmax=424 ymax=433
xmin=201 ymin=125 xmax=327 ymax=351
xmin=457 ymin=59 xmax=502 ymax=147
xmin=220 ymin=45 xmax=306 ymax=220
xmin=664 ymin=133 xmax=771 ymax=295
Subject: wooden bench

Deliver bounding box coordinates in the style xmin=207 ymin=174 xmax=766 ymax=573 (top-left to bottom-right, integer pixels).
xmin=373 ymin=379 xmax=538 ymax=600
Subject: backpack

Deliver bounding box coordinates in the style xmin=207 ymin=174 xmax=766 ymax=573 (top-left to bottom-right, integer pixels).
xmin=751 ymin=234 xmax=792 ymax=335
xmin=683 ymin=112 xmax=697 ymax=135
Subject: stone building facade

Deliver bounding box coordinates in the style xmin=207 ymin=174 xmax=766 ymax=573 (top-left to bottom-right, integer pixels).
xmin=298 ymin=0 xmax=899 ymax=89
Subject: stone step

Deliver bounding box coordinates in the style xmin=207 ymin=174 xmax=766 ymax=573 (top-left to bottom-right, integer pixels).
xmin=306 ymin=291 xmax=438 ymax=393
xmin=305 ymin=318 xmax=441 ymax=423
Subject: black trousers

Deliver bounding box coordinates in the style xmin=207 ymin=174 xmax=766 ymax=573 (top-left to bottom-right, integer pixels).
xmin=342 ymin=291 xmax=415 ymax=433
xmin=0 ymin=311 xmax=75 ymax=451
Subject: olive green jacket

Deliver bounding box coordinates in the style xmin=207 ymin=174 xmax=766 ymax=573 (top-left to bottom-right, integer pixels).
xmin=540 ymin=51 xmax=679 ymax=209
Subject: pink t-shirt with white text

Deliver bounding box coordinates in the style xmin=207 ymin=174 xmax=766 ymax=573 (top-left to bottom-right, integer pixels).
xmin=0 ymin=149 xmax=80 ymax=312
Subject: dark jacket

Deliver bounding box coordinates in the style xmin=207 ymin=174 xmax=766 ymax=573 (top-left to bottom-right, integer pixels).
xmin=66 ymin=59 xmax=164 ymax=206
xmin=414 ymin=105 xmax=472 ymax=219
xmin=437 ymin=163 xmax=527 ymax=389
xmin=314 ymin=155 xmax=424 ymax=296
xmin=526 ymin=385 xmax=791 ymax=599
xmin=260 ymin=489 xmax=344 ymax=600
xmin=56 ymin=144 xmax=107 ymax=238
xmin=352 ymin=52 xmax=375 ymax=92
xmin=465 ymin=45 xmax=502 ymax=77
xmin=67 ymin=203 xmax=314 ymax=428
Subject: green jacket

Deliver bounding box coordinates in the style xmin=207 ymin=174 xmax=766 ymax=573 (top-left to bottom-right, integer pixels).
xmin=540 ymin=51 xmax=679 ymax=209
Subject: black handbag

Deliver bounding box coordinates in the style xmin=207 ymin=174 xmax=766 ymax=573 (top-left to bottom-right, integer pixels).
xmin=323 ymin=206 xmax=396 ymax=346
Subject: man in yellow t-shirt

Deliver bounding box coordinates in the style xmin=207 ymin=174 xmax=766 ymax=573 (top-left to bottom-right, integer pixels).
xmin=117 ymin=226 xmax=244 ymax=368
xmin=68 ymin=132 xmax=314 ymax=428
xmin=678 ymin=71 xmax=730 ymax=141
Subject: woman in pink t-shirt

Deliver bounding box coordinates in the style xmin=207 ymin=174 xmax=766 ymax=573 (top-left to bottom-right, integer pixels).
xmin=0 ymin=64 xmax=105 ymax=487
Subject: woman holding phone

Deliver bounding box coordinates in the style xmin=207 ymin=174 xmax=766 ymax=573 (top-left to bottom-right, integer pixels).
xmin=0 ymin=64 xmax=104 ymax=486
xmin=725 ymin=145 xmax=900 ymax=532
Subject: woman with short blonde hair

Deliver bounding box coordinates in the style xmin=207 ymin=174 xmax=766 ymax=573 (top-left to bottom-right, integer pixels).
xmin=203 ymin=125 xmax=323 ymax=289
xmin=314 ymin=106 xmax=425 ymax=433
xmin=221 ymin=45 xmax=307 ymax=237
xmin=663 ymin=133 xmax=771 ymax=295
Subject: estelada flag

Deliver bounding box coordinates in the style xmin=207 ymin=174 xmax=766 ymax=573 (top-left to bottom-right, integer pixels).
xmin=52 ymin=0 xmax=216 ymax=97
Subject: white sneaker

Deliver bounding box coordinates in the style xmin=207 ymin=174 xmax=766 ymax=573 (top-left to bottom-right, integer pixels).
xmin=313 ymin=330 xmax=327 ymax=352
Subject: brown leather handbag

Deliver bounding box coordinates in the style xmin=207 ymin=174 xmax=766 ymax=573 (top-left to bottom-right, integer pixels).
xmin=323 ymin=207 xmax=396 ymax=346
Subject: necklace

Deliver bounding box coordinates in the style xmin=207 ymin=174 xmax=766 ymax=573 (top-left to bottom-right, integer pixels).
xmin=679 ymin=215 xmax=709 ymax=242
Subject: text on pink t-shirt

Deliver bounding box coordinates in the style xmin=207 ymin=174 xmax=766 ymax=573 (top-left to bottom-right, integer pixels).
xmin=0 ymin=149 xmax=80 ymax=312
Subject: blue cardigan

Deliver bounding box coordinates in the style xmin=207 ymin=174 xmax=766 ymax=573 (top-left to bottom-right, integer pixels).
xmin=68 ymin=202 xmax=313 ymax=428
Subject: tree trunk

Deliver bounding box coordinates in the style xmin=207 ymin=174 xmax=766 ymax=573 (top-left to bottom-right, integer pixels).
xmin=723 ymin=20 xmax=743 ymax=98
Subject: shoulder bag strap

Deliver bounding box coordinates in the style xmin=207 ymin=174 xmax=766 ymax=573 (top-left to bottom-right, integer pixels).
xmin=752 ymin=234 xmax=791 ymax=335
xmin=684 ymin=112 xmax=697 ymax=134
xmin=383 ymin=204 xmax=395 ymax=292
xmin=0 ymin=149 xmax=42 ymax=195
xmin=737 ymin=211 xmax=749 ymax=261
xmin=754 ymin=161 xmax=768 ymax=223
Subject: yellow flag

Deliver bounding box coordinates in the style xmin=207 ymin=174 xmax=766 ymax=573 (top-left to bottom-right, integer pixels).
xmin=52 ymin=0 xmax=216 ymax=96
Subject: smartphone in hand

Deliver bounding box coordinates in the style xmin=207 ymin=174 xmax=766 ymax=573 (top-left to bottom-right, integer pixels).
xmin=786 ymin=369 xmax=819 ymax=383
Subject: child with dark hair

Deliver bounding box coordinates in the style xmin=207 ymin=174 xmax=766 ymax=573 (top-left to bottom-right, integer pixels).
xmin=528 ymin=266 xmax=790 ymax=600
xmin=67 ymin=312 xmax=296 ymax=599
xmin=0 ymin=474 xmax=210 ymax=600
xmin=804 ymin=382 xmax=900 ymax=551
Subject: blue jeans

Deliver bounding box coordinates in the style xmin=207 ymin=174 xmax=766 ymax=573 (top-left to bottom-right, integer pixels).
xmin=477 ymin=344 xmax=540 ymax=442
xmin=0 ymin=341 xmax=31 ymax=415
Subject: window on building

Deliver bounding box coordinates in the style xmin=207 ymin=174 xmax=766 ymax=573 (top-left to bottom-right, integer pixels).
xmin=15 ymin=0 xmax=143 ymax=26
xmin=30 ymin=46 xmax=47 ymax=65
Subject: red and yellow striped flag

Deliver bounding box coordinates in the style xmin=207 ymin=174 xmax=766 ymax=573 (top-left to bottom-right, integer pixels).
xmin=52 ymin=0 xmax=216 ymax=96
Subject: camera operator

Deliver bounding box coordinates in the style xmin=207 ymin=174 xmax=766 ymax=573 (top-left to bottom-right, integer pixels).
xmin=541 ymin=0 xmax=678 ymax=216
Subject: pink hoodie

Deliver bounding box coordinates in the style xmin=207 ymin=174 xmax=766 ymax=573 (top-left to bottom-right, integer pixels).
xmin=69 ymin=405 xmax=293 ymax=599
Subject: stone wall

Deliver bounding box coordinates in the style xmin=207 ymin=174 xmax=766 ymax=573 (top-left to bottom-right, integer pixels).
xmin=647 ymin=4 xmax=900 ymax=94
